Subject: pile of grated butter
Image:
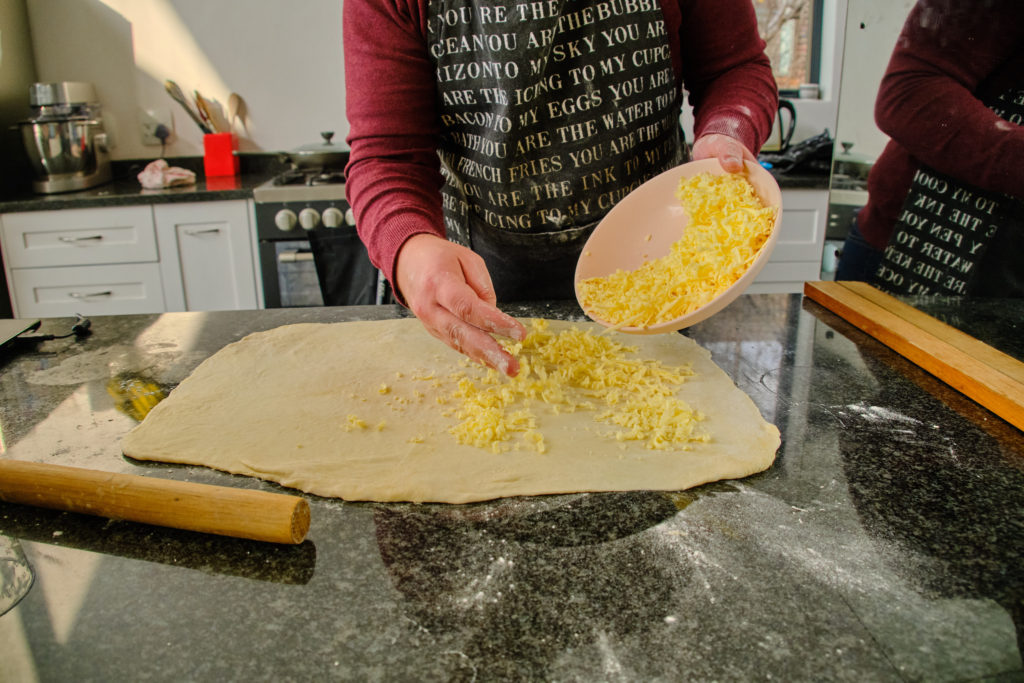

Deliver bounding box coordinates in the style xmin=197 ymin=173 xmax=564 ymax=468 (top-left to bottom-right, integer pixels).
xmin=448 ymin=319 xmax=708 ymax=454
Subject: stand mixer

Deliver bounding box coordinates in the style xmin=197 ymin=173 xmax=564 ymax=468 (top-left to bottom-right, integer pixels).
xmin=16 ymin=81 xmax=112 ymax=194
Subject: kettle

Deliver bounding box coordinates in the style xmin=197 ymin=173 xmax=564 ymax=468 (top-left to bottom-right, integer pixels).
xmin=762 ymin=99 xmax=796 ymax=153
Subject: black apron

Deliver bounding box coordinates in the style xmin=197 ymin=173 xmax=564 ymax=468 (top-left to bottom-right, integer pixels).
xmin=873 ymin=86 xmax=1024 ymax=297
xmin=427 ymin=0 xmax=684 ymax=301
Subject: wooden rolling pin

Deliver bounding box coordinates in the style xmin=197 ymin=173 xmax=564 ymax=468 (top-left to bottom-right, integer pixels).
xmin=0 ymin=460 xmax=310 ymax=545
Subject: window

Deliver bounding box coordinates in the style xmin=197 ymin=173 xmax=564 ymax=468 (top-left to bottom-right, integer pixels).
xmin=754 ymin=0 xmax=823 ymax=93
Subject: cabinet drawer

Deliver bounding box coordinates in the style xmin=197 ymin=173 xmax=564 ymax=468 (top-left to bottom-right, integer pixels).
xmin=10 ymin=264 xmax=166 ymax=317
xmin=1 ymin=206 xmax=157 ymax=268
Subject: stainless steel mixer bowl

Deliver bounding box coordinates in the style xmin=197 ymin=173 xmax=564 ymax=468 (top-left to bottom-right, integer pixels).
xmin=18 ymin=118 xmax=111 ymax=193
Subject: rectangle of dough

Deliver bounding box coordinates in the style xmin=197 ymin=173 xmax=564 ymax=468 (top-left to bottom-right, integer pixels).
xmin=121 ymin=319 xmax=780 ymax=503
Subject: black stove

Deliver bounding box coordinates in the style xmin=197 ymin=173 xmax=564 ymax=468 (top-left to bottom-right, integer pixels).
xmin=252 ymin=171 xmax=385 ymax=308
xmin=270 ymin=168 xmax=346 ymax=187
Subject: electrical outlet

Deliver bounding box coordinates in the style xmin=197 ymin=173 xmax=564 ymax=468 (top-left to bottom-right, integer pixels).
xmin=140 ymin=108 xmax=172 ymax=146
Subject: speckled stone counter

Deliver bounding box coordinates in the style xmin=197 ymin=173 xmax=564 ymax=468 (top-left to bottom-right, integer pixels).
xmin=1 ymin=296 xmax=1021 ymax=681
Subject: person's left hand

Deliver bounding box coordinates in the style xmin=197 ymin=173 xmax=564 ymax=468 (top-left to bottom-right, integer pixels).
xmin=691 ymin=133 xmax=757 ymax=173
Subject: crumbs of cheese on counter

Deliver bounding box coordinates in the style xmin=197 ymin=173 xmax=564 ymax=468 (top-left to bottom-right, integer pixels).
xmin=578 ymin=172 xmax=776 ymax=328
xmin=448 ymin=319 xmax=707 ymax=453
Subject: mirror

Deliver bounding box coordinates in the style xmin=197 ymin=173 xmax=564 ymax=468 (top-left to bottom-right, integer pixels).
xmin=828 ymin=0 xmax=915 ymax=258
xmin=828 ymin=0 xmax=1022 ymax=357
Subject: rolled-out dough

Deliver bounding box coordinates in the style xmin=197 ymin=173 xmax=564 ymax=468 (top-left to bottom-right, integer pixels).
xmin=121 ymin=319 xmax=779 ymax=503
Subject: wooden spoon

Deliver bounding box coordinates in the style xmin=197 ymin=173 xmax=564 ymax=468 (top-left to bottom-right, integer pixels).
xmin=227 ymin=93 xmax=243 ymax=133
xmin=164 ymin=79 xmax=210 ymax=134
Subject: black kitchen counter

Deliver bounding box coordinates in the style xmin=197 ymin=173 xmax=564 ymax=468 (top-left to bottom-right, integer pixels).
xmin=0 ymin=155 xmax=285 ymax=213
xmin=0 ymin=157 xmax=827 ymax=215
xmin=0 ymin=296 xmax=1021 ymax=681
xmin=768 ymin=169 xmax=831 ymax=190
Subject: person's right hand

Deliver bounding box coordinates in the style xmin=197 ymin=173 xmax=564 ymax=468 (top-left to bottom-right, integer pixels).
xmin=395 ymin=233 xmax=527 ymax=376
xmin=691 ymin=133 xmax=757 ymax=173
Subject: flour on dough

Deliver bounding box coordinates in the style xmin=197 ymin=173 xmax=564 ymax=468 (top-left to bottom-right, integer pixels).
xmin=121 ymin=319 xmax=780 ymax=503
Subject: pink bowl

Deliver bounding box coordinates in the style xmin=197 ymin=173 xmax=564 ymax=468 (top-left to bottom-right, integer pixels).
xmin=574 ymin=159 xmax=783 ymax=334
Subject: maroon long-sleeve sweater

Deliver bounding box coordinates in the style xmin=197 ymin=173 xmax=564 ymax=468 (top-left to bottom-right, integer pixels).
xmin=857 ymin=0 xmax=1024 ymax=251
xmin=343 ymin=0 xmax=777 ymax=286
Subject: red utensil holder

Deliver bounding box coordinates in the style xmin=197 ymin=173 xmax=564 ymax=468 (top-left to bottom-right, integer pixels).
xmin=203 ymin=133 xmax=239 ymax=177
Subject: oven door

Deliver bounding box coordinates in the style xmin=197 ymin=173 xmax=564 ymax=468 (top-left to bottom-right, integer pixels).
xmin=259 ymin=239 xmax=324 ymax=308
xmin=307 ymin=226 xmax=380 ymax=306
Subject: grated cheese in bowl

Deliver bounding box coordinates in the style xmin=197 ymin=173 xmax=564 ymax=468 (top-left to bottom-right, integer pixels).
xmin=448 ymin=319 xmax=708 ymax=453
xmin=577 ymin=171 xmax=777 ymax=330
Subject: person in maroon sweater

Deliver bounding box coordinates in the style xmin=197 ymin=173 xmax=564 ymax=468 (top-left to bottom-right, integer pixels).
xmin=836 ymin=0 xmax=1024 ymax=295
xmin=344 ymin=0 xmax=777 ymax=374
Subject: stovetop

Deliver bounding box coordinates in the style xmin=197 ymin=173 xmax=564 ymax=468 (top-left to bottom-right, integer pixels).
xmin=272 ymin=168 xmax=346 ymax=187
xmin=252 ymin=169 xmax=347 ymax=204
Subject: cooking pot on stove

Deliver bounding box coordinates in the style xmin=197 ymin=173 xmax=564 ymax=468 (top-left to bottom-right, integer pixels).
xmin=280 ymin=131 xmax=348 ymax=173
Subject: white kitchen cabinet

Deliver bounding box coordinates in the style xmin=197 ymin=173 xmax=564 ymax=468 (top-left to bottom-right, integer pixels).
xmin=0 ymin=205 xmax=166 ymax=317
xmin=9 ymin=263 xmax=166 ymax=317
xmin=1 ymin=205 xmax=157 ymax=269
xmin=749 ymin=188 xmax=829 ymax=294
xmin=1 ymin=200 xmax=259 ymax=318
xmin=154 ymin=200 xmax=258 ymax=311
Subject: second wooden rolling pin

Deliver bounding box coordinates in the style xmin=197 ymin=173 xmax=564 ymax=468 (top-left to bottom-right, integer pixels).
xmin=0 ymin=460 xmax=310 ymax=545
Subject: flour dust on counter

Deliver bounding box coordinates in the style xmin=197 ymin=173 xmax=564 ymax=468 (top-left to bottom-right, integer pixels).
xmin=121 ymin=319 xmax=780 ymax=503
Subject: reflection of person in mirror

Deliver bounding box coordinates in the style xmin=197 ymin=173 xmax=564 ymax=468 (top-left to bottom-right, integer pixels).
xmin=343 ymin=0 xmax=777 ymax=375
xmin=836 ymin=0 xmax=1024 ymax=297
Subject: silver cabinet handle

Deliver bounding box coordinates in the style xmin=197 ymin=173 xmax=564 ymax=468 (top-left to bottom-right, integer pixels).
xmin=58 ymin=234 xmax=103 ymax=243
xmin=278 ymin=250 xmax=314 ymax=263
xmin=68 ymin=290 xmax=113 ymax=299
xmin=184 ymin=228 xmax=221 ymax=236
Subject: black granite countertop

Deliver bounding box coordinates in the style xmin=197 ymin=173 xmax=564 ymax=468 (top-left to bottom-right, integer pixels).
xmin=767 ymin=169 xmax=832 ymax=190
xmin=0 ymin=155 xmax=285 ymax=213
xmin=0 ymin=155 xmax=827 ymax=216
xmin=0 ymin=296 xmax=1021 ymax=681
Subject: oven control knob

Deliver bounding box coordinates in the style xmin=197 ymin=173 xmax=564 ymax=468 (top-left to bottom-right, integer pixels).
xmin=298 ymin=208 xmax=321 ymax=230
xmin=322 ymin=207 xmax=344 ymax=228
xmin=274 ymin=209 xmax=298 ymax=232
xmin=345 ymin=207 xmax=356 ymax=226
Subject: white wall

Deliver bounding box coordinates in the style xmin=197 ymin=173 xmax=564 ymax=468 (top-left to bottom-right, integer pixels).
xmin=833 ymin=0 xmax=916 ymax=163
xmin=22 ymin=0 xmax=914 ymax=165
xmin=26 ymin=0 xmax=346 ymax=159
